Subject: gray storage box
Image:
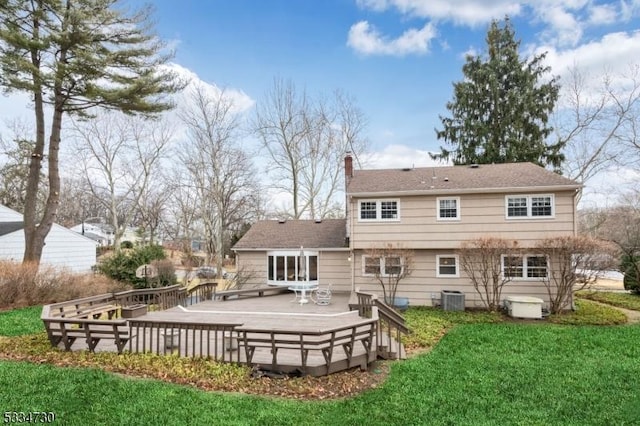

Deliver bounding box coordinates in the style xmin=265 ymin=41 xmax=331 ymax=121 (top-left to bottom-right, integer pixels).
xmin=441 ymin=290 xmax=465 ymax=311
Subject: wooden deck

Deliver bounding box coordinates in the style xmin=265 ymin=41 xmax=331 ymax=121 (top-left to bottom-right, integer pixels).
xmin=44 ymin=290 xmax=405 ymax=376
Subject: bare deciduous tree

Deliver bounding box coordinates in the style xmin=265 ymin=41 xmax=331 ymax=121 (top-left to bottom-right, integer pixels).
xmin=134 ymin=183 xmax=169 ymax=245
xmin=56 ymin=177 xmax=103 ymax=228
xmin=593 ymin=192 xmax=640 ymax=291
xmin=535 ymin=235 xmax=618 ymax=313
xmin=0 ymin=121 xmax=46 ymax=214
xmin=70 ymin=112 xmax=173 ymax=249
xmin=179 ymin=84 xmax=261 ymax=279
xmin=162 ymin=169 xmax=200 ymax=251
xmin=364 ymin=243 xmax=413 ymax=307
xmin=253 ymin=78 xmax=367 ymax=219
xmin=556 ymin=65 xmax=640 ymax=190
xmin=459 ymin=237 xmax=520 ymax=312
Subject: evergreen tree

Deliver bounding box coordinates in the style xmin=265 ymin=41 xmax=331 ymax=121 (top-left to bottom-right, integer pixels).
xmin=432 ymin=17 xmax=563 ymax=170
xmin=0 ymin=0 xmax=184 ymax=264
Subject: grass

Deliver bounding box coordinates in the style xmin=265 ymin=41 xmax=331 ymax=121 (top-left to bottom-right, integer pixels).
xmin=0 ymin=306 xmax=44 ymax=336
xmin=548 ymin=299 xmax=628 ymax=325
xmin=0 ymin=302 xmax=637 ymax=424
xmin=577 ymin=290 xmax=640 ymax=311
xmin=2 ymin=324 xmax=640 ymax=425
xmin=403 ymin=306 xmax=503 ymax=350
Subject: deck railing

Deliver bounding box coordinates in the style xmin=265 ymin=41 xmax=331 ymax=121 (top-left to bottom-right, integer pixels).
xmin=113 ymin=285 xmax=187 ymax=310
xmin=41 ymin=286 xmax=399 ymax=375
xmin=127 ymin=318 xmax=242 ymax=362
xmin=353 ymin=290 xmax=409 ymax=360
xmin=186 ymin=281 xmax=218 ymax=304
xmin=236 ymin=311 xmax=377 ymax=375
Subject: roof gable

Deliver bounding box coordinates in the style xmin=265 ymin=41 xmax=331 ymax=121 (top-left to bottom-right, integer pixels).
xmin=233 ymin=219 xmax=347 ymax=250
xmin=347 ymin=162 xmax=580 ymax=195
xmin=0 ymin=221 xmax=24 ymax=237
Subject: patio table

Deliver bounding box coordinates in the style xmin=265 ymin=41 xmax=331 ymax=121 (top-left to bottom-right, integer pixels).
xmin=288 ymin=283 xmax=319 ymax=305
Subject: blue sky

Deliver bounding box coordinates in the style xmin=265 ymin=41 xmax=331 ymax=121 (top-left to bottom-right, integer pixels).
xmin=137 ymin=0 xmax=640 ymax=163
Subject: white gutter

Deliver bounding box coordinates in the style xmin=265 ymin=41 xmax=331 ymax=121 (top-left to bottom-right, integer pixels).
xmin=232 ymin=247 xmax=350 ymax=252
xmin=348 ymin=184 xmax=582 ymax=198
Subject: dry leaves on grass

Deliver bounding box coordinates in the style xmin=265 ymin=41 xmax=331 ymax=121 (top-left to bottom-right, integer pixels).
xmin=0 ymin=333 xmax=391 ymax=400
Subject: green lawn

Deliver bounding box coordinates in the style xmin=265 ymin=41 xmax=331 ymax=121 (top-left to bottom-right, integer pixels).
xmin=2 ymin=323 xmax=640 ymax=425
xmin=0 ymin=306 xmax=44 ymax=336
xmin=577 ymin=290 xmax=640 ymax=311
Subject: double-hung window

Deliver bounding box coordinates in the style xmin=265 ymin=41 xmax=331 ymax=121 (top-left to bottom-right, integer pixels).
xmin=502 ymin=255 xmax=548 ymax=279
xmin=362 ymin=256 xmax=404 ymax=277
xmin=436 ymin=255 xmax=459 ymax=277
xmin=358 ymin=199 xmax=400 ymax=221
xmin=437 ymin=197 xmax=460 ymax=221
xmin=506 ymin=195 xmax=554 ymax=219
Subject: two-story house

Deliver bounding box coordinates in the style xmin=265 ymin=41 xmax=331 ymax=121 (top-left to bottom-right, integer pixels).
xmin=233 ymin=155 xmax=581 ymax=308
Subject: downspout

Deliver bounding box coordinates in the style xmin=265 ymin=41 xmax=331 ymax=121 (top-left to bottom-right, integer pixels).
xmin=350 ymin=196 xmax=355 ymax=292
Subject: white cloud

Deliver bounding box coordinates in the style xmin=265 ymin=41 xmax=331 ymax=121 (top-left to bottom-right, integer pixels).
xmin=535 ymin=4 xmax=583 ymax=47
xmin=347 ymin=21 xmax=437 ymax=56
xmin=165 ymin=63 xmax=254 ymax=113
xmin=621 ymin=0 xmax=640 ymax=21
xmin=361 ymin=144 xmax=448 ymax=169
xmin=539 ymin=30 xmax=640 ymax=86
xmin=588 ymin=4 xmax=618 ymax=25
xmin=352 ymin=1 xmax=640 ymax=55
xmin=356 ymin=0 xmax=522 ymax=26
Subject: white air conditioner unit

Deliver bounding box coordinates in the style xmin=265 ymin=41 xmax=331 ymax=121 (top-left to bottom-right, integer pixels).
xmin=505 ymin=296 xmax=544 ymax=319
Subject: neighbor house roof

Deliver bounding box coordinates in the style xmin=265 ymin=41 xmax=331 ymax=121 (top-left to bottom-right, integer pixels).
xmin=0 ymin=221 xmax=24 ymax=237
xmin=347 ymin=162 xmax=581 ymax=195
xmin=233 ymin=219 xmax=347 ymax=250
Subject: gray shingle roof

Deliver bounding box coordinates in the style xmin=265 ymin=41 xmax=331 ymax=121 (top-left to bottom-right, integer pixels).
xmin=233 ymin=219 xmax=347 ymax=250
xmin=0 ymin=221 xmax=24 ymax=237
xmin=347 ymin=162 xmax=580 ymax=195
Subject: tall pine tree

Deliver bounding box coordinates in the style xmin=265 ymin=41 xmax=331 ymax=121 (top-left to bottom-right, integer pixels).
xmin=432 ymin=17 xmax=563 ymax=171
xmin=0 ymin=0 xmax=183 ymax=264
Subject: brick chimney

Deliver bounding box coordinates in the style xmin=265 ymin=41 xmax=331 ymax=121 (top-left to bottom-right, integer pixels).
xmin=344 ymin=152 xmax=353 ymax=181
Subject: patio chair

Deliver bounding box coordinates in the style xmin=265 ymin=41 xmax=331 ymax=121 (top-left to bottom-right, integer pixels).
xmin=313 ymin=284 xmax=332 ymax=306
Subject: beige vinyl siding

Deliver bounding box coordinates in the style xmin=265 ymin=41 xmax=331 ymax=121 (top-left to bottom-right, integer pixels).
xmin=350 ymin=190 xmax=576 ymax=249
xmin=235 ymin=250 xmax=351 ymax=291
xmin=235 ymin=251 xmax=268 ymax=287
xmin=318 ymin=251 xmax=351 ymax=292
xmin=352 ymin=249 xmax=556 ymax=309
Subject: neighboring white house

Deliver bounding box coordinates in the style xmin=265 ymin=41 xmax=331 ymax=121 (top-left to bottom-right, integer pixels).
xmin=0 ymin=205 xmax=97 ymax=272
xmin=69 ymin=222 xmax=115 ymax=246
xmin=69 ymin=222 xmax=147 ymax=247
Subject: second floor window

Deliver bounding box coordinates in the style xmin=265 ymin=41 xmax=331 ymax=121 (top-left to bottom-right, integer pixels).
xmin=506 ymin=195 xmax=554 ymax=219
xmin=358 ymin=199 xmax=399 ymax=221
xmin=437 ymin=197 xmax=460 ymax=220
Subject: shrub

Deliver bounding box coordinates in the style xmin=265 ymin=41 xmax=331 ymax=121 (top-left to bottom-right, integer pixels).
xmin=0 ymin=261 xmax=128 ymax=309
xmin=97 ymin=245 xmax=172 ymax=288
xmin=621 ymin=255 xmax=640 ymax=294
xmin=152 ymin=259 xmax=177 ymax=287
xmin=120 ymin=240 xmax=134 ymax=249
xmin=536 ymin=236 xmax=618 ymax=313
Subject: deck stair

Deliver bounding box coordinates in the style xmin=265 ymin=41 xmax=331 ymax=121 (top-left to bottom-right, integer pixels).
xmin=350 ymin=290 xmax=409 ymax=360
